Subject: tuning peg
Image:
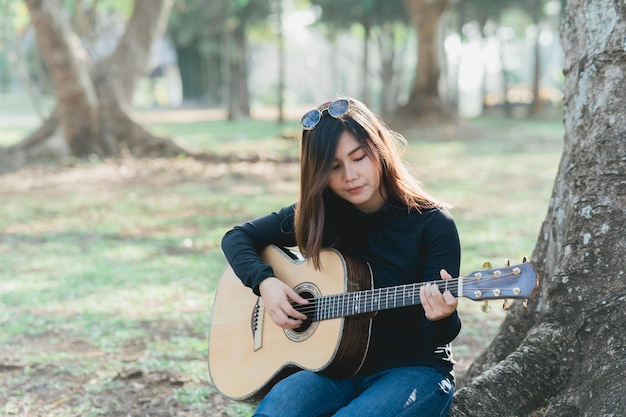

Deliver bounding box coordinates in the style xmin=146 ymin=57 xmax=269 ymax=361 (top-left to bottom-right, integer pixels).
xmin=504 ymin=259 xmax=510 ymax=267
xmin=481 ymin=301 xmax=491 ymax=313
xmin=523 ymin=256 xmax=530 ymax=263
xmin=503 ymin=299 xmax=511 ymax=310
xmin=522 ymin=299 xmax=529 ymax=309
xmin=482 ymin=261 xmax=492 ymax=269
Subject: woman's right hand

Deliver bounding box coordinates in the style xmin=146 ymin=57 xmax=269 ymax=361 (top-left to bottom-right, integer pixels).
xmin=259 ymin=277 xmax=309 ymax=329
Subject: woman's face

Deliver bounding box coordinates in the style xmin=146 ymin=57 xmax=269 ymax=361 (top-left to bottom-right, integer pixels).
xmin=326 ymin=131 xmax=385 ymax=213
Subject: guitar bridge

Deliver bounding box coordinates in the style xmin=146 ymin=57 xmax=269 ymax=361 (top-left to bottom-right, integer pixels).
xmin=251 ymin=298 xmax=264 ymax=351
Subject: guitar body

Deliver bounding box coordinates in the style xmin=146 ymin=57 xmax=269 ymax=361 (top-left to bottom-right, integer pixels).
xmin=208 ymin=245 xmax=374 ymax=402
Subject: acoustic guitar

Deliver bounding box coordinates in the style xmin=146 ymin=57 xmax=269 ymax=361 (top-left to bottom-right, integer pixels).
xmin=208 ymin=245 xmax=538 ymax=403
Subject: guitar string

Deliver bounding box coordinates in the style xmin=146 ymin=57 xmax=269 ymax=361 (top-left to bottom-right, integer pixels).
xmin=290 ymin=270 xmax=530 ymax=318
xmin=293 ymin=282 xmax=523 ymax=315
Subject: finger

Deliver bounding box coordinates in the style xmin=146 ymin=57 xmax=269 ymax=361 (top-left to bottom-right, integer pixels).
xmin=440 ymin=269 xmax=453 ymax=280
xmin=286 ymin=288 xmax=309 ymax=306
xmin=429 ymin=282 xmax=443 ymax=299
xmin=420 ymin=283 xmax=433 ymax=312
xmin=284 ymin=303 xmax=307 ymax=321
xmin=269 ymin=308 xmax=304 ymax=329
xmin=428 ymin=284 xmax=449 ymax=311
xmin=442 ymin=290 xmax=458 ymax=307
xmin=284 ymin=314 xmax=305 ymax=327
xmin=422 ymin=283 xmax=457 ymax=320
xmin=282 ymin=291 xmax=307 ymax=320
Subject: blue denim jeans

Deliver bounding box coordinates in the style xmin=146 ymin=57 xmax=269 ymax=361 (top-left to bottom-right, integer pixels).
xmin=253 ymin=366 xmax=454 ymax=417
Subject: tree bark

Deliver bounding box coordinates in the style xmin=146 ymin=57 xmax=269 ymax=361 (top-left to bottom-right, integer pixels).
xmin=449 ymin=1 xmax=626 ymax=415
xmin=0 ymin=0 xmax=186 ymax=174
xmin=401 ymin=0 xmax=450 ymax=120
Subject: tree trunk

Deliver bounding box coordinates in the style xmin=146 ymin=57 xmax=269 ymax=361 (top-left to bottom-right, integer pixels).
xmin=0 ymin=0 xmax=186 ymax=175
xmin=400 ymin=0 xmax=450 ymax=120
xmin=361 ymin=22 xmax=370 ymax=106
xmin=528 ymin=0 xmax=543 ymax=117
xmin=228 ymin=19 xmax=251 ymax=120
xmin=327 ymin=31 xmax=340 ymax=97
xmin=103 ymin=0 xmax=173 ymax=107
xmin=449 ymin=1 xmax=626 ymax=415
xmin=25 ymin=0 xmax=101 ymax=156
xmin=377 ymin=25 xmax=397 ymax=115
xmin=498 ymin=35 xmax=514 ymax=118
xmin=276 ymin=0 xmax=285 ymax=125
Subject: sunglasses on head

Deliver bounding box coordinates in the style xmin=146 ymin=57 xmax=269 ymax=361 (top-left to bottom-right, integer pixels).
xmin=300 ymin=99 xmax=350 ymax=130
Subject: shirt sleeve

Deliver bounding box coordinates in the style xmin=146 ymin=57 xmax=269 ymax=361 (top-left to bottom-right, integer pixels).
xmin=420 ymin=208 xmax=463 ymax=346
xmin=221 ymin=204 xmax=297 ymax=295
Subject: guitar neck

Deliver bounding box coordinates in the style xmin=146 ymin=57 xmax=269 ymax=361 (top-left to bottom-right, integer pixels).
xmin=287 ymin=258 xmax=537 ymax=322
xmin=302 ymin=278 xmax=460 ymax=321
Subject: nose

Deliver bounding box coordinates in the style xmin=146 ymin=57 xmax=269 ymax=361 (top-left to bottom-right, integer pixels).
xmin=343 ymin=162 xmax=358 ymax=182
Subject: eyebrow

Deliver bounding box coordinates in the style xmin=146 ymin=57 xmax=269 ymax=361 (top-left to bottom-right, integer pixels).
xmin=334 ymin=145 xmax=367 ymax=161
xmin=348 ymin=145 xmax=366 ymax=156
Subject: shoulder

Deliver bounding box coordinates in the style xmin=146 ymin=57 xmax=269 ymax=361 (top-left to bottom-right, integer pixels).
xmin=223 ymin=203 xmax=297 ymax=243
xmin=398 ymin=206 xmax=458 ymax=240
xmin=420 ymin=206 xmax=457 ymax=229
xmin=424 ymin=206 xmax=455 ymax=222
xmin=276 ymin=203 xmax=296 ymax=219
xmin=393 ymin=204 xmax=455 ymax=223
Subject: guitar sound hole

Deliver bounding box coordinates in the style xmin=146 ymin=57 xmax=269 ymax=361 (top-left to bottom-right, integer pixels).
xmin=284 ymin=285 xmax=319 ymax=342
xmin=293 ymin=319 xmax=313 ymax=333
xmin=293 ymin=290 xmax=314 ymax=333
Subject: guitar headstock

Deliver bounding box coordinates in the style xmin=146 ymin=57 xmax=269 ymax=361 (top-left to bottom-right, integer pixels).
xmin=462 ymin=260 xmax=539 ymax=311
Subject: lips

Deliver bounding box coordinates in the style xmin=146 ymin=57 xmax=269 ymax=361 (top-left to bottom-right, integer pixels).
xmin=346 ymin=186 xmax=364 ymax=195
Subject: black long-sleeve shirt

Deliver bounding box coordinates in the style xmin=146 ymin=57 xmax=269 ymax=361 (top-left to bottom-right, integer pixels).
xmin=221 ymin=200 xmax=462 ymax=378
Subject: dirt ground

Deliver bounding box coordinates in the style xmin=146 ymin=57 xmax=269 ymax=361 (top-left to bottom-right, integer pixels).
xmin=1 ymin=330 xmax=237 ymax=417
xmin=0 ymin=324 xmax=487 ymax=417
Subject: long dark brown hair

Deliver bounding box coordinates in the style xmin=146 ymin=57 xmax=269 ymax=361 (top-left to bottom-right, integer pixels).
xmin=295 ymin=97 xmax=443 ymax=268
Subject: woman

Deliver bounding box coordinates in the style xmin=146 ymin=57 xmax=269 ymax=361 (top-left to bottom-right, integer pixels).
xmin=221 ymin=97 xmax=461 ymax=417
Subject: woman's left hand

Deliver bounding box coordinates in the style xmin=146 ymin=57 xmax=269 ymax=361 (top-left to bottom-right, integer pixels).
xmin=420 ymin=269 xmax=458 ymax=321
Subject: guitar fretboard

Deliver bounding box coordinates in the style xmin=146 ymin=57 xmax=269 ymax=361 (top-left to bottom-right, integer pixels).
xmin=296 ymin=279 xmax=460 ymax=321
xmin=289 ymin=262 xmax=535 ymax=322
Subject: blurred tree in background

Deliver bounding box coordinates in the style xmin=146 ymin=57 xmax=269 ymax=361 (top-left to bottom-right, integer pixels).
xmin=401 ymin=0 xmax=449 ymax=120
xmin=310 ymin=0 xmax=409 ymax=112
xmin=453 ymin=0 xmax=563 ymax=116
xmin=167 ymin=0 xmax=273 ymax=120
xmin=167 ymin=0 xmax=226 ymax=107
xmin=0 ymin=0 xmax=566 ymax=171
xmin=0 ymin=0 xmax=187 ymax=174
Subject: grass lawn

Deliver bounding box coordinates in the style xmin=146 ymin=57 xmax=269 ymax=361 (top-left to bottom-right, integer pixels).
xmin=0 ymin=107 xmax=563 ymax=416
